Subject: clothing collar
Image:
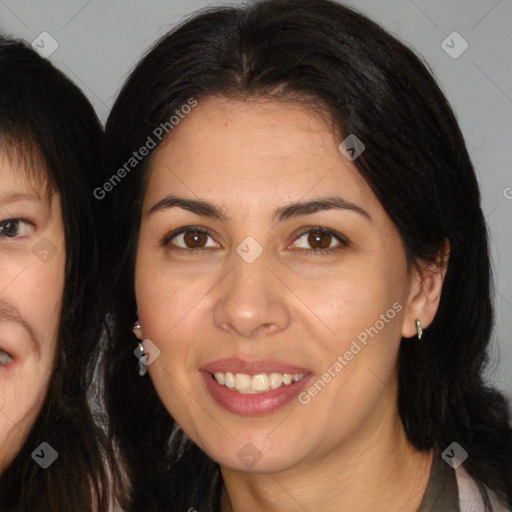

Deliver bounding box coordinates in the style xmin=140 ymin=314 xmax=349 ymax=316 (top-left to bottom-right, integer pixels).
xmin=417 ymin=444 xmax=460 ymax=511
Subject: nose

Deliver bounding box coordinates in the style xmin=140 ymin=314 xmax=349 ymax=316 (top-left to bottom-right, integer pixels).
xmin=212 ymin=249 xmax=291 ymax=339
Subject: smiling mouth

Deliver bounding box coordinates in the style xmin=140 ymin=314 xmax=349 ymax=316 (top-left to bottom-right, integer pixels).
xmin=210 ymin=371 xmax=306 ymax=394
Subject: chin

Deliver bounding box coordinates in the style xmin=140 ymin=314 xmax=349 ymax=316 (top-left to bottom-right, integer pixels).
xmin=202 ymin=436 xmax=306 ymax=474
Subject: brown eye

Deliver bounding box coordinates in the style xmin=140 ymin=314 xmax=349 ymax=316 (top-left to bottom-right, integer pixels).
xmin=291 ymin=226 xmax=349 ymax=254
xmin=307 ymin=230 xmax=332 ymax=250
xmin=183 ymin=230 xmax=208 ymax=248
xmin=162 ymin=227 xmax=219 ymax=251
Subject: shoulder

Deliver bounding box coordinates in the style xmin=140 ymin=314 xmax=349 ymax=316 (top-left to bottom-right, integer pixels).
xmin=455 ymin=465 xmax=511 ymax=512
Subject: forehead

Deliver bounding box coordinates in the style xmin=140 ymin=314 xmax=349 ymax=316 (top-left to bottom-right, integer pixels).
xmin=0 ymin=137 xmax=52 ymax=199
xmin=156 ymin=96 xmax=340 ymax=159
xmin=144 ymin=97 xmax=375 ymax=215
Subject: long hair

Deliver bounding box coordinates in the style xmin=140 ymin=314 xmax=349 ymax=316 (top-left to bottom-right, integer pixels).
xmin=0 ymin=37 xmax=116 ymax=511
xmin=101 ymin=1 xmax=512 ymax=509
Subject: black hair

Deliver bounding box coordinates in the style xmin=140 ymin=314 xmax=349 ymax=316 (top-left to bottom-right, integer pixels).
xmin=101 ymin=1 xmax=512 ymax=510
xmin=0 ymin=37 xmax=117 ymax=511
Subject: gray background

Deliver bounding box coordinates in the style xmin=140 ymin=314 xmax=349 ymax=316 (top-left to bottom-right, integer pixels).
xmin=1 ymin=0 xmax=510 ymax=401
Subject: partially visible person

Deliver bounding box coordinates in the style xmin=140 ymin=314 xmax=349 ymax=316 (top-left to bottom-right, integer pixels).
xmin=0 ymin=36 xmax=121 ymax=511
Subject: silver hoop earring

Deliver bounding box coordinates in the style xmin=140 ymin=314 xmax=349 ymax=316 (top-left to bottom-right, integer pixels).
xmin=416 ymin=320 xmax=423 ymax=340
xmin=137 ymin=341 xmax=147 ymax=376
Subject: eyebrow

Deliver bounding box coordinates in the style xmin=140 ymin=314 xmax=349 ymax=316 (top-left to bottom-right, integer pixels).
xmin=148 ymin=194 xmax=372 ymax=223
xmin=0 ymin=192 xmax=42 ymax=205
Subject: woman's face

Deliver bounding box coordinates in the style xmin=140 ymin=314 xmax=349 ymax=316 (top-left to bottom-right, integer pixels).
xmin=0 ymin=151 xmax=65 ymax=470
xmin=135 ymin=98 xmax=433 ymax=473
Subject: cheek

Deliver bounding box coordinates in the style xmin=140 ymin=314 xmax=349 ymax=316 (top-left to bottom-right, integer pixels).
xmin=295 ymin=254 xmax=407 ymax=349
xmin=135 ymin=243 xmax=212 ymax=345
xmin=0 ymin=267 xmax=63 ymax=469
xmin=15 ymin=265 xmax=64 ymax=391
xmin=0 ymin=219 xmax=65 ymax=467
xmin=0 ymin=368 xmax=51 ymax=471
xmin=0 ymin=370 xmax=50 ymax=421
xmin=305 ymin=258 xmax=407 ymax=393
xmin=24 ymin=256 xmax=65 ymax=344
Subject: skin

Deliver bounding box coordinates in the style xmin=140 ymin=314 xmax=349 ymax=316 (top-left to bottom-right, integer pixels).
xmin=0 ymin=151 xmax=65 ymax=471
xmin=134 ymin=97 xmax=448 ymax=512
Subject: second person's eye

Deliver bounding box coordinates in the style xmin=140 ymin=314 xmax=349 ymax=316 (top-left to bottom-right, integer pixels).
xmin=0 ymin=218 xmax=34 ymax=239
xmin=0 ymin=349 xmax=13 ymax=366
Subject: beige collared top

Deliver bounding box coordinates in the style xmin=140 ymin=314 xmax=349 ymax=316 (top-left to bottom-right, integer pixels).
xmin=416 ymin=442 xmax=510 ymax=512
xmin=456 ymin=465 xmax=510 ymax=512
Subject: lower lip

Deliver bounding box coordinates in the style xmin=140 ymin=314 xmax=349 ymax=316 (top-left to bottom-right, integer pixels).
xmin=200 ymin=371 xmax=310 ymax=416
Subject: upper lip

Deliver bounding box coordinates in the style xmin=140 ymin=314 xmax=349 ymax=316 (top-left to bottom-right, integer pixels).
xmin=200 ymin=358 xmax=310 ymax=375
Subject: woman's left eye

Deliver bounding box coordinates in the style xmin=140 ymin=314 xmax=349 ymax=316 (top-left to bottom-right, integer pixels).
xmin=291 ymin=227 xmax=349 ymax=254
xmin=0 ymin=218 xmax=34 ymax=239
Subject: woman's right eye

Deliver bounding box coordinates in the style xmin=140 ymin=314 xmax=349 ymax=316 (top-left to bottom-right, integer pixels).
xmin=0 ymin=218 xmax=34 ymax=239
xmin=162 ymin=227 xmax=219 ymax=251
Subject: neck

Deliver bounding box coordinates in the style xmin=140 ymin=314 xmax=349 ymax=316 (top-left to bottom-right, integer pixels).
xmin=219 ymin=387 xmax=433 ymax=512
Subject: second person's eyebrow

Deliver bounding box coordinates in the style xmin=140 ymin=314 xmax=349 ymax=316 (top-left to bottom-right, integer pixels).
xmin=0 ymin=192 xmax=42 ymax=205
xmin=147 ymin=194 xmax=372 ymax=223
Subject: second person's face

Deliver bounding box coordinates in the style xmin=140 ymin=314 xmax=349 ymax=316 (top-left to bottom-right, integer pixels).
xmin=0 ymin=152 xmax=65 ymax=470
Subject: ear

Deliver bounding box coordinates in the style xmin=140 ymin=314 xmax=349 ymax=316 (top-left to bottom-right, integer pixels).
xmin=133 ymin=319 xmax=143 ymax=340
xmin=401 ymin=239 xmax=450 ymax=338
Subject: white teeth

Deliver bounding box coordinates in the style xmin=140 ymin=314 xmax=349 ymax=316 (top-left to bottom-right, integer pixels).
xmin=252 ymin=374 xmax=269 ymax=391
xmin=212 ymin=371 xmax=305 ymax=393
xmin=235 ymin=373 xmax=251 ymax=390
xmin=269 ymin=372 xmax=283 ymax=389
xmin=225 ymin=372 xmax=235 ymax=390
